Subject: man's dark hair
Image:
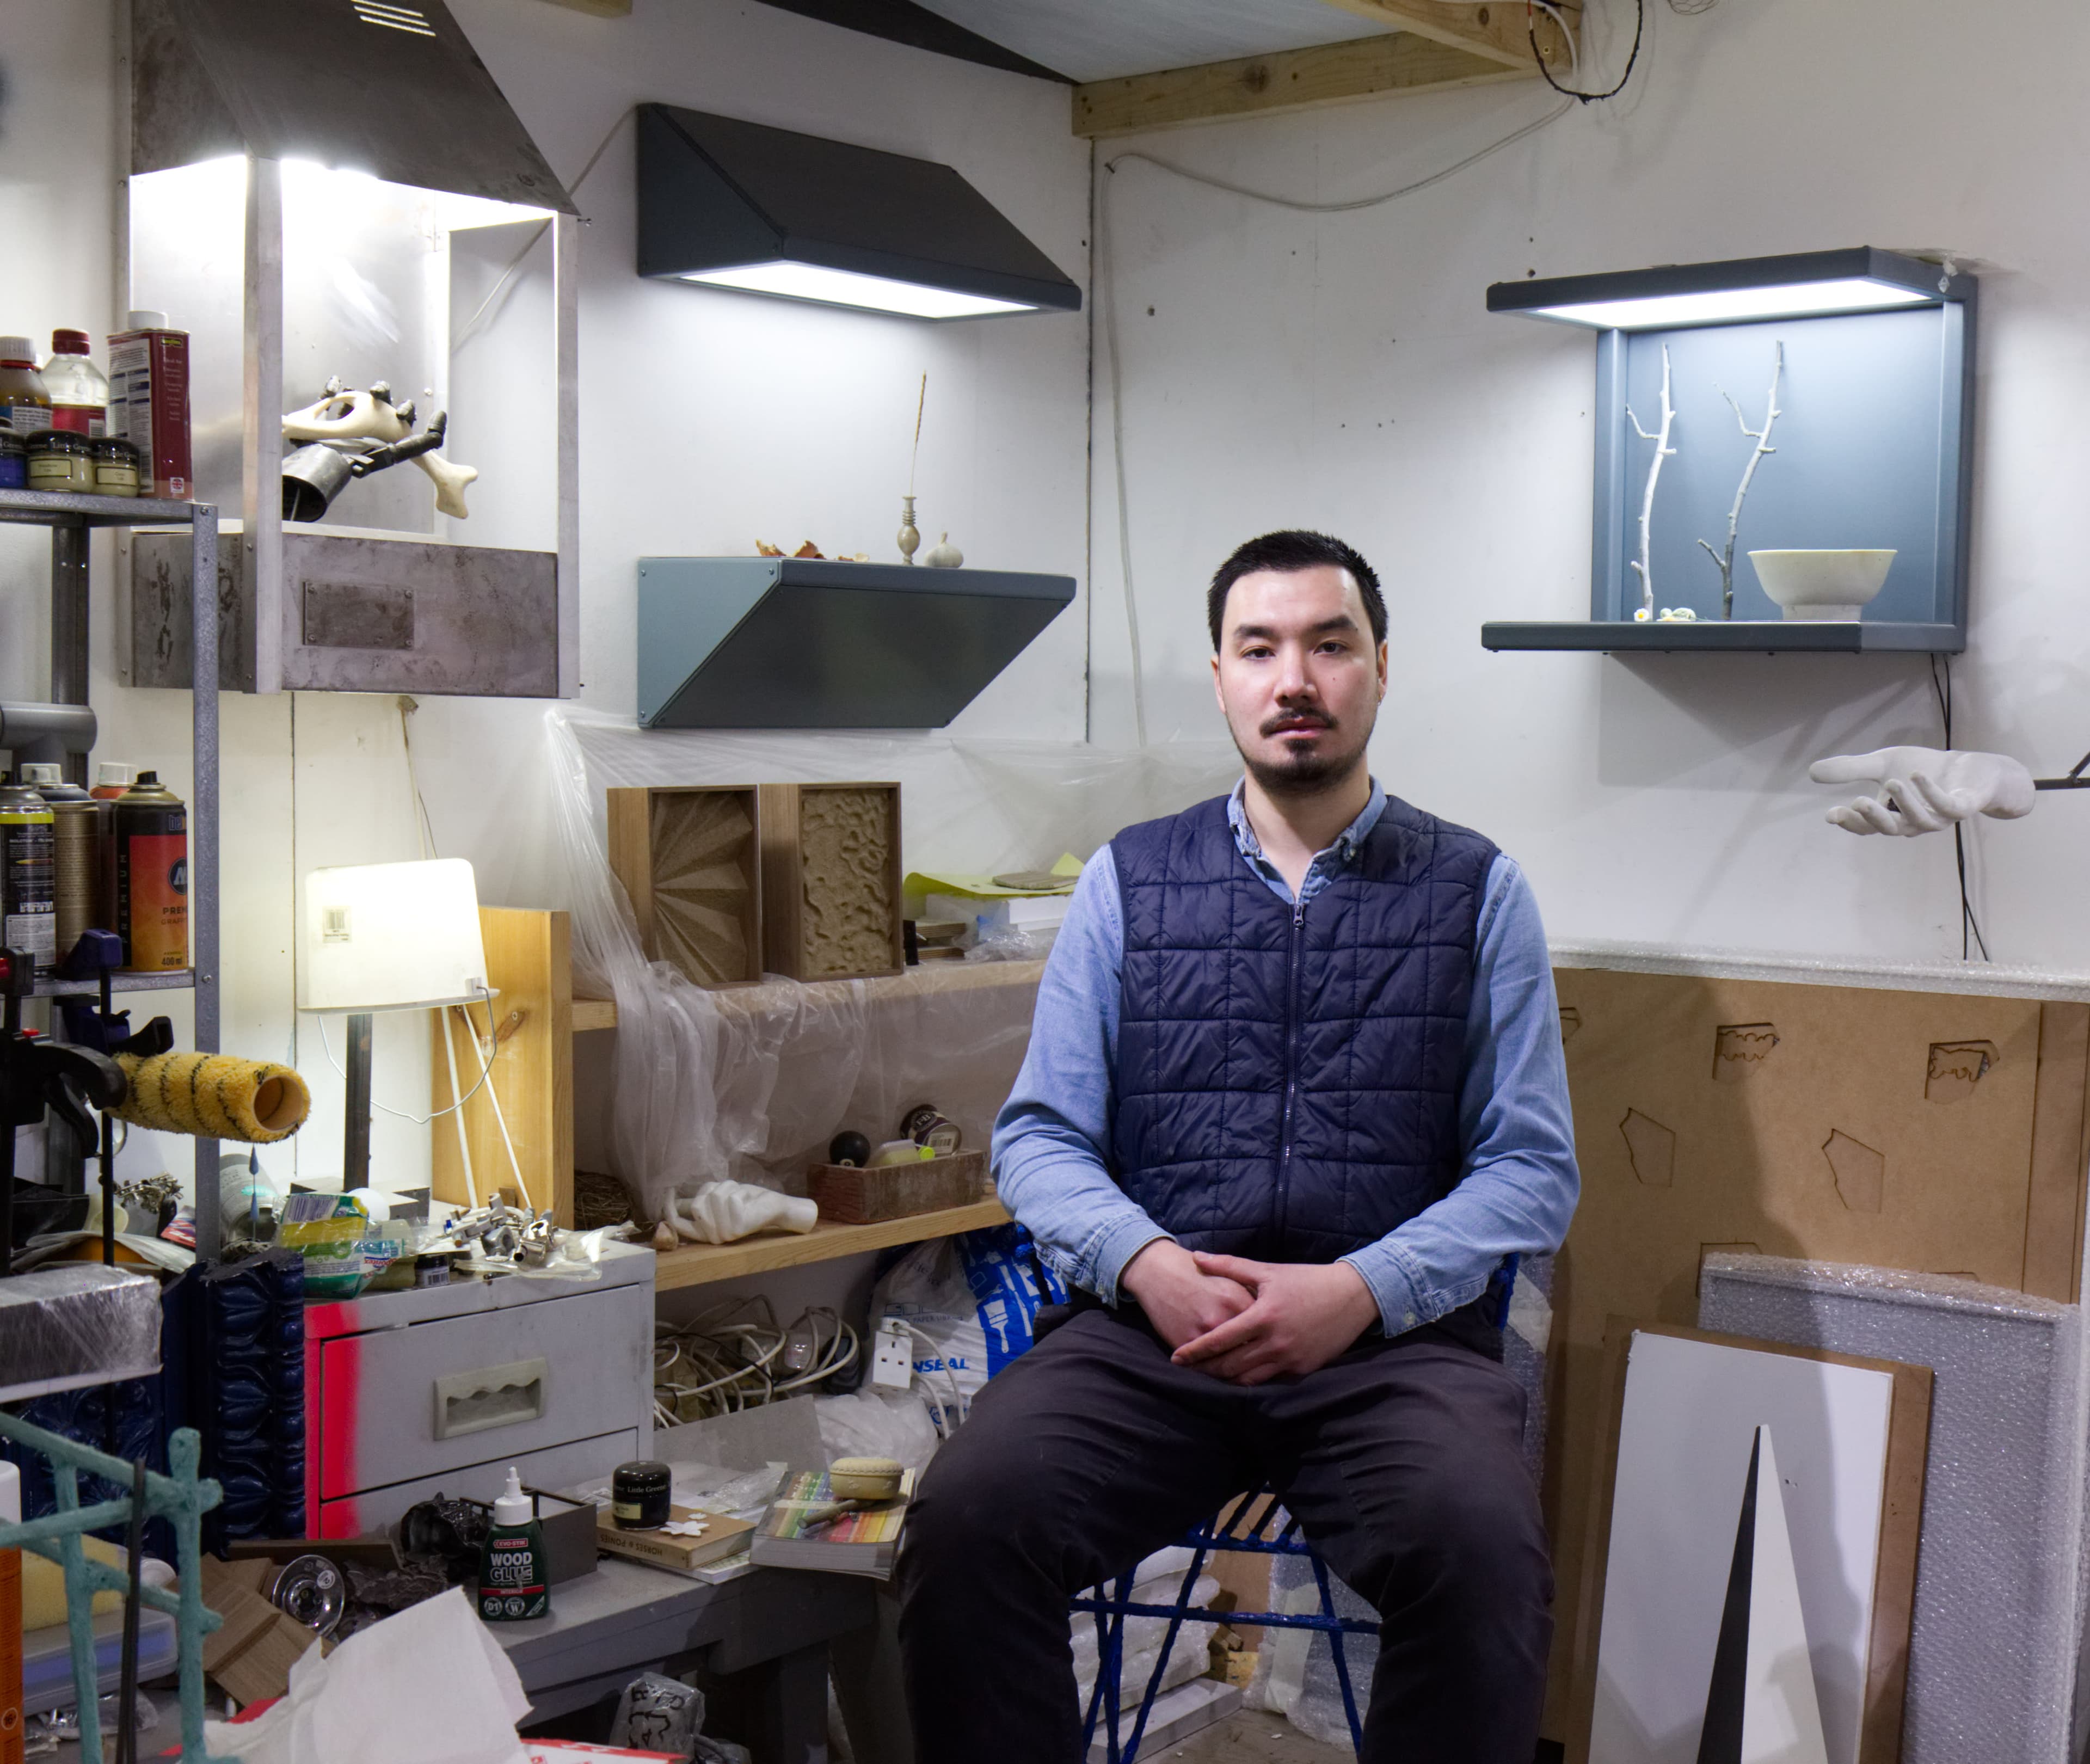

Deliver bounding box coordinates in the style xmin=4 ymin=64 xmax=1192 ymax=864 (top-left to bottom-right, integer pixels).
xmin=1207 ymin=530 xmax=1387 ymax=651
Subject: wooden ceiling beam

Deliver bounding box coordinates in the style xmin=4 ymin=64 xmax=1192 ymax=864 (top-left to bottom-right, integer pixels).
xmin=1073 ymin=32 xmax=1529 ymax=138
xmin=1318 ymin=0 xmax=1577 ymax=73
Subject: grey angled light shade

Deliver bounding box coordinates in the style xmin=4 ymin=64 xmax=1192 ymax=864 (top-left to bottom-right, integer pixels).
xmin=636 ymin=103 xmax=1081 ymax=320
xmin=131 ymin=0 xmax=575 ymax=211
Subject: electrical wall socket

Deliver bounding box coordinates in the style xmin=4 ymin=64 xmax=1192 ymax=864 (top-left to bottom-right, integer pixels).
xmin=871 ymin=1316 xmax=913 ymax=1391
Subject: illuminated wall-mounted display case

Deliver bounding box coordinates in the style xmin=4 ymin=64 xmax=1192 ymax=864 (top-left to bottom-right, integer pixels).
xmin=118 ymin=0 xmax=578 ymax=697
xmin=1480 ymin=248 xmax=1975 ymax=655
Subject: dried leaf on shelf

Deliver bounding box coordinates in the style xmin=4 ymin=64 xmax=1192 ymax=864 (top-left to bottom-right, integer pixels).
xmin=793 ymin=541 xmax=825 ymax=558
xmin=755 ymin=540 xmax=784 ymax=557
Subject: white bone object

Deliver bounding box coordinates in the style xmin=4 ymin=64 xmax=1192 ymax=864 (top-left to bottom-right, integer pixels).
xmin=1808 ymin=746 xmax=2036 ymax=837
xmin=667 ymin=1180 xmax=819 ymax=1244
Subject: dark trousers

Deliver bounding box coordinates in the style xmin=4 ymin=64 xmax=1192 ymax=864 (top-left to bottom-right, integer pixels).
xmin=896 ymin=1307 xmax=1552 ymax=1764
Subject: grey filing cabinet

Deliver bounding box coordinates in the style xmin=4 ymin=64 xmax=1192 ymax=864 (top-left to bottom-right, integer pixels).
xmin=304 ymin=1241 xmax=653 ymax=1537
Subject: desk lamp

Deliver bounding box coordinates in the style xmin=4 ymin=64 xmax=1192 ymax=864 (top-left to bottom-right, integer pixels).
xmin=297 ymin=858 xmax=489 ymax=1194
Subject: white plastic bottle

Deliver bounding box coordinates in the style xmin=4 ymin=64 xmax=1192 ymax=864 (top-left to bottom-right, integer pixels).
xmin=41 ymin=331 xmax=108 ymax=438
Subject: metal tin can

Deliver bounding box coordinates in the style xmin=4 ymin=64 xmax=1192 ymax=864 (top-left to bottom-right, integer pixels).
xmin=115 ymin=771 xmax=187 ymax=971
xmin=901 ymin=1104 xmax=963 ymax=1157
xmin=0 ymin=776 xmax=56 ymax=972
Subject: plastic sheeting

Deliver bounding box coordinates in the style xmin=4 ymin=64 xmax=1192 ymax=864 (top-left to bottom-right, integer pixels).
xmin=1696 ymin=1252 xmax=2081 ymax=1764
xmin=0 ymin=1265 xmax=161 ymax=1403
xmin=545 ymin=710 xmax=1238 ymax=1214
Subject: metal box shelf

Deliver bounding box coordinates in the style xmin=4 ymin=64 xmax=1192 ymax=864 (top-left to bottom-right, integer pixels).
xmin=637 ymin=557 xmax=1075 ymax=729
xmin=1482 ymin=249 xmax=1975 ymax=655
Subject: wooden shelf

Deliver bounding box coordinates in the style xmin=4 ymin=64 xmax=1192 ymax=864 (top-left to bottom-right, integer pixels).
xmin=652 ymin=1198 xmax=1011 ymax=1292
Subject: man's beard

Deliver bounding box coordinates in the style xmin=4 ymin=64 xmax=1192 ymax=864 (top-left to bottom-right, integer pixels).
xmin=1234 ymin=712 xmax=1371 ymax=799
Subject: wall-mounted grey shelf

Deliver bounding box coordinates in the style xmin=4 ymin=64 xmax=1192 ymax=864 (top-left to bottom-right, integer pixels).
xmin=637 ymin=557 xmax=1075 ymax=729
xmin=1481 ymin=248 xmax=1975 ymax=656
xmin=1481 ymin=620 xmax=1963 ymax=654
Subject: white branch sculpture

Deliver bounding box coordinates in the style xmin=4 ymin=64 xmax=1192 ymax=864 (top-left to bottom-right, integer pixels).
xmin=1698 ymin=342 xmax=1784 ymax=619
xmin=1625 ymin=343 xmax=1676 ymax=618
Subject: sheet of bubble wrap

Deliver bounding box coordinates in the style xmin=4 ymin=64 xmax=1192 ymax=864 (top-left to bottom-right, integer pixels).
xmin=0 ymin=1264 xmax=162 ymax=1401
xmin=1697 ymin=1252 xmax=2079 ymax=1764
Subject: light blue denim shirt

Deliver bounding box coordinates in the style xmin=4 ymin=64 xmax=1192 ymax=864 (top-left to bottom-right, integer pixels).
xmin=990 ymin=779 xmax=1579 ymax=1336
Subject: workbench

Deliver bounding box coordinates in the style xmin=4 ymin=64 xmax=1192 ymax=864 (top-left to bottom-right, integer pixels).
xmin=496 ymin=1557 xmax=875 ymax=1760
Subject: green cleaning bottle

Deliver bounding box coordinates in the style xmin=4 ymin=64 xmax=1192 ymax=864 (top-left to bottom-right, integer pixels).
xmin=478 ymin=1466 xmax=549 ymax=1622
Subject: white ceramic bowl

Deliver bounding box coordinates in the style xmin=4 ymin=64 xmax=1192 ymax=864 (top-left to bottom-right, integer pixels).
xmin=1747 ymin=549 xmax=1896 ymax=620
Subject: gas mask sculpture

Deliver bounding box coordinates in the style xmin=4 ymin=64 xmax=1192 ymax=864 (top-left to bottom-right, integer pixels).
xmin=281 ymin=377 xmax=479 ymax=522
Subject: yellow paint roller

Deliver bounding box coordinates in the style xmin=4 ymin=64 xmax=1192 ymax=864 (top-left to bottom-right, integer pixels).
xmin=115 ymin=1051 xmax=311 ymax=1144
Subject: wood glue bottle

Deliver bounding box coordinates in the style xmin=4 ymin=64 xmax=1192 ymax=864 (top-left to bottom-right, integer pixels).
xmin=478 ymin=1467 xmax=549 ymax=1623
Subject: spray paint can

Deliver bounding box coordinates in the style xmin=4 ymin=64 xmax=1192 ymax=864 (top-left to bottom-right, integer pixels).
xmin=19 ymin=765 xmax=99 ymax=964
xmin=0 ymin=773 xmax=56 ymax=973
xmin=115 ymin=771 xmax=187 ymax=972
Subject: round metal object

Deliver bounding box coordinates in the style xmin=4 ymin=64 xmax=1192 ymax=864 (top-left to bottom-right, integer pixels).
xmin=269 ymin=1554 xmax=347 ymax=1637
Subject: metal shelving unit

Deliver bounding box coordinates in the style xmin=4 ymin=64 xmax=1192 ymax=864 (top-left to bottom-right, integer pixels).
xmin=0 ymin=485 xmax=220 ymax=1259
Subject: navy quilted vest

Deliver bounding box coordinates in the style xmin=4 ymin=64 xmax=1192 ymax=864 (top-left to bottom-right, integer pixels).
xmin=1109 ymin=792 xmax=1497 ymax=1265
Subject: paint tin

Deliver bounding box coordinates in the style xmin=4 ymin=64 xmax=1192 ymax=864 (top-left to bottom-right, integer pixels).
xmin=0 ymin=775 xmax=56 ymax=972
xmin=115 ymin=771 xmax=187 ymax=971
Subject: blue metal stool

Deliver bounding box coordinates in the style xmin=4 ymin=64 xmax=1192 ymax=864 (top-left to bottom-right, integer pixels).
xmin=1067 ymin=1257 xmax=1523 ymax=1763
xmin=1068 ymin=1489 xmax=1377 ymax=1763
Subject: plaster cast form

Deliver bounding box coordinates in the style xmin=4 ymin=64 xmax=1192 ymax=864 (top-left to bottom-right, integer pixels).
xmin=1809 ymin=748 xmax=2036 ymax=837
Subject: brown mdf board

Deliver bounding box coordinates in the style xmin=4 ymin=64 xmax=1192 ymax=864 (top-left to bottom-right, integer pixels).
xmin=428 ymin=907 xmax=575 ymax=1226
xmin=1571 ymin=1320 xmax=1929 ymax=1764
xmin=758 ymin=782 xmax=904 ymax=981
xmin=1540 ymin=966 xmax=2087 ymax=1744
xmin=606 ymin=784 xmax=763 ymax=987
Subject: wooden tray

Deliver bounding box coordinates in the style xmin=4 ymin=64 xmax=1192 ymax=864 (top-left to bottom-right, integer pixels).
xmin=809 ymin=1150 xmax=987 ymax=1224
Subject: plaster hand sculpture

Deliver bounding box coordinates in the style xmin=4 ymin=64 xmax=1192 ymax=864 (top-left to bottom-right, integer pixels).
xmin=1809 ymin=746 xmax=2035 ymax=836
xmin=281 ymin=377 xmax=480 ymax=520
xmin=668 ymin=1179 xmax=819 ymax=1244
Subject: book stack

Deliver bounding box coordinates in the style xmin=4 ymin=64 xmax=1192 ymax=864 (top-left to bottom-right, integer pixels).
xmin=594 ymin=1505 xmax=755 ymax=1580
xmin=750 ymin=1468 xmax=915 ymax=1579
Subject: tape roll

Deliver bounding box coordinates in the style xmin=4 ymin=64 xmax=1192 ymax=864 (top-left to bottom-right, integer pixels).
xmin=115 ymin=1050 xmax=311 ymax=1143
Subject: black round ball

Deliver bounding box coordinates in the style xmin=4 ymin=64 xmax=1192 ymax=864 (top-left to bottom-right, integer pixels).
xmin=828 ymin=1130 xmax=872 ymax=1167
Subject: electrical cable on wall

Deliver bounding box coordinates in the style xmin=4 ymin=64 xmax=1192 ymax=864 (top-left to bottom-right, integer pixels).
xmin=1930 ymin=653 xmax=1990 ymax=961
xmin=1530 ymin=0 xmax=1644 ymax=102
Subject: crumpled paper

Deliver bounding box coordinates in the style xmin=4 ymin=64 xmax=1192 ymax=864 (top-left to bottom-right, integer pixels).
xmin=204 ymin=1587 xmax=531 ymax=1764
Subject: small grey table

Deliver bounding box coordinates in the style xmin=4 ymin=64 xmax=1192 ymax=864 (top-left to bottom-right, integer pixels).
xmin=494 ymin=1558 xmax=875 ymax=1762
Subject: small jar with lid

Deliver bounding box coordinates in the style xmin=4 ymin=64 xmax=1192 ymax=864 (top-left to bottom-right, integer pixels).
xmin=0 ymin=432 xmax=23 ymax=490
xmin=92 ymin=437 xmax=139 ymax=498
xmin=26 ymin=428 xmax=93 ymax=493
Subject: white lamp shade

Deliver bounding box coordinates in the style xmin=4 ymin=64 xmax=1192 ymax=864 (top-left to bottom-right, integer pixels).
xmin=298 ymin=857 xmax=490 ymax=1013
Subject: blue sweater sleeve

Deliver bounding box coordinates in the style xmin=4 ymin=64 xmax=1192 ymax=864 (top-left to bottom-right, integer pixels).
xmin=989 ymin=852 xmax=1169 ymax=1302
xmin=1338 ymin=855 xmax=1581 ymax=1332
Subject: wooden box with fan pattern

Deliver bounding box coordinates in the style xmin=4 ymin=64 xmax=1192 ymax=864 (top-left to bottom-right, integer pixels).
xmin=607 ymin=784 xmax=764 ymax=987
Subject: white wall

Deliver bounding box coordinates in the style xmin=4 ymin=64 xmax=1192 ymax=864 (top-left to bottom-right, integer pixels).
xmin=1088 ymin=0 xmax=2090 ymax=968
xmin=0 ymin=0 xmax=1091 ymax=1195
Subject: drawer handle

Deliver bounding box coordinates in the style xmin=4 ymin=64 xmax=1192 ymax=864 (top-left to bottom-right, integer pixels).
xmin=433 ymin=1357 xmax=549 ymax=1440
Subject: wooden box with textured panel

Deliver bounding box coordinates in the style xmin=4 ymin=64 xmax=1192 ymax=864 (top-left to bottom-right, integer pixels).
xmin=757 ymin=783 xmax=903 ymax=981
xmin=607 ymin=784 xmax=763 ymax=987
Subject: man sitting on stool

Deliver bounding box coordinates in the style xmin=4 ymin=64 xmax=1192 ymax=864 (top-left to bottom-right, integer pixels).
xmin=896 ymin=530 xmax=1580 ymax=1764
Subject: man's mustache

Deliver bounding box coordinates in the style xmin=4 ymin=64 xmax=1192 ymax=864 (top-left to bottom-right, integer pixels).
xmin=1261 ymin=710 xmax=1333 ymax=736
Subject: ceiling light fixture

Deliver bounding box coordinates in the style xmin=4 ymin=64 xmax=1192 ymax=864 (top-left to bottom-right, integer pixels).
xmin=637 ymin=105 xmax=1080 ymax=322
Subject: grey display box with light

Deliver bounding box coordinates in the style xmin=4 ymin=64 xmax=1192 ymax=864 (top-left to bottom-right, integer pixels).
xmin=635 ymin=103 xmax=1081 ymax=321
xmin=637 ymin=557 xmax=1075 ymax=729
xmin=1480 ymin=248 xmax=1975 ymax=654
